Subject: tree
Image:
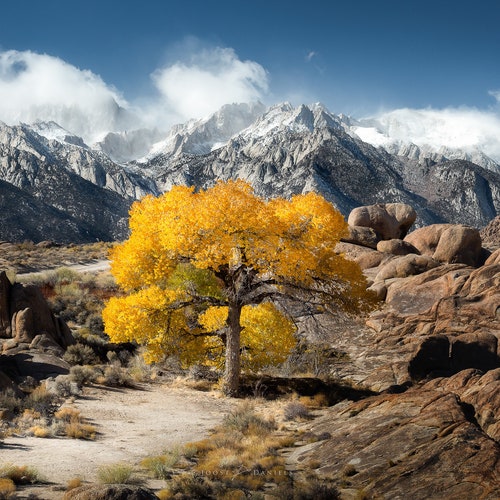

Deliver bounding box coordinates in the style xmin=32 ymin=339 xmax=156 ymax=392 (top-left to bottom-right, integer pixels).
xmin=103 ymin=180 xmax=373 ymax=396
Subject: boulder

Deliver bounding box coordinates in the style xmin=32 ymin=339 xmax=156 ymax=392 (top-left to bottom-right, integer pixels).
xmin=374 ymin=254 xmax=440 ymax=283
xmin=376 ymin=238 xmax=419 ymax=256
xmin=12 ymin=307 xmax=35 ymax=344
xmin=405 ymin=224 xmax=483 ymax=267
xmin=0 ymin=272 xmax=74 ymax=351
xmin=342 ymin=225 xmax=379 ymax=249
xmin=1 ymin=352 xmax=70 ymax=381
xmin=347 ymin=203 xmax=417 ymax=240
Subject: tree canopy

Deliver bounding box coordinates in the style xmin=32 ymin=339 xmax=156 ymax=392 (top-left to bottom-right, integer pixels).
xmin=103 ymin=180 xmax=373 ymax=395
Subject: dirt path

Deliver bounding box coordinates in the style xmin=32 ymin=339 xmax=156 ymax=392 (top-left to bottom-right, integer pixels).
xmin=0 ymin=383 xmax=235 ymax=497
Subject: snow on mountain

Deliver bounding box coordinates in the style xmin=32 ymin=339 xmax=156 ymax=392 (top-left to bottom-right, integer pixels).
xmin=93 ymin=128 xmax=165 ymax=164
xmin=30 ymin=120 xmax=89 ymax=148
xmin=138 ymin=101 xmax=266 ymax=163
xmin=347 ymin=111 xmax=500 ymax=172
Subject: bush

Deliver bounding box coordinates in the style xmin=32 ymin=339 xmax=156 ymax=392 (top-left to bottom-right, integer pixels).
xmin=25 ymin=385 xmax=58 ymax=417
xmin=0 ymin=477 xmax=16 ymax=498
xmin=64 ymin=343 xmax=99 ymax=365
xmin=222 ymin=402 xmax=275 ymax=434
xmin=141 ymin=450 xmax=180 ymax=479
xmin=69 ymin=365 xmax=99 ymax=386
xmin=166 ymin=472 xmax=214 ymax=499
xmin=99 ymin=365 xmax=134 ymax=387
xmin=283 ymin=401 xmax=311 ymax=421
xmin=0 ymin=389 xmax=23 ymax=415
xmin=0 ymin=464 xmax=43 ymax=485
xmin=97 ymin=463 xmax=134 ymax=484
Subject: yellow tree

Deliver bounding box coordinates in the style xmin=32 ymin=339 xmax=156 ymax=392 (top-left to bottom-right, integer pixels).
xmin=103 ymin=180 xmax=372 ymax=396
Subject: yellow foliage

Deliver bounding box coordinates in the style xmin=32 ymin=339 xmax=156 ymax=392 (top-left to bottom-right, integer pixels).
xmin=103 ymin=180 xmax=373 ymax=383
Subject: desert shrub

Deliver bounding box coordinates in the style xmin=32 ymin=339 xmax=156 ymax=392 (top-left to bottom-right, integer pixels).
xmin=86 ymin=312 xmax=104 ymax=333
xmin=97 ymin=463 xmax=134 ymax=484
xmin=0 ymin=477 xmax=16 ymax=498
xmin=299 ymin=393 xmax=329 ymax=408
xmin=64 ymin=421 xmax=97 ymax=440
xmin=342 ymin=463 xmax=358 ymax=477
xmin=64 ymin=343 xmax=99 ymax=365
xmin=166 ymin=472 xmax=214 ymax=499
xmin=98 ymin=364 xmax=134 ymax=387
xmin=141 ymin=449 xmax=180 ymax=479
xmin=54 ymin=406 xmax=97 ymax=439
xmin=127 ymin=354 xmax=153 ymax=382
xmin=283 ymin=401 xmax=311 ymax=421
xmin=25 ymin=385 xmax=58 ymax=417
xmin=69 ymin=364 xmax=100 ymax=386
xmin=66 ymin=477 xmax=83 ymax=491
xmin=0 ymin=389 xmax=23 ymax=415
xmin=52 ymin=267 xmax=81 ymax=284
xmin=222 ymin=402 xmax=275 ymax=434
xmin=29 ymin=425 xmax=51 ymax=438
xmin=54 ymin=407 xmax=81 ymax=422
xmin=0 ymin=464 xmax=43 ymax=484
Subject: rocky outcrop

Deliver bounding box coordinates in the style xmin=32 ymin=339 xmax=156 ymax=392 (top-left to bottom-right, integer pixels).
xmin=0 ymin=271 xmax=74 ymax=354
xmin=347 ymin=203 xmax=417 ymax=240
xmin=481 ymin=215 xmax=500 ymax=249
xmin=405 ymin=223 xmax=484 ymax=266
xmin=328 ymin=208 xmax=500 ymax=395
xmin=287 ymin=369 xmax=500 ymax=499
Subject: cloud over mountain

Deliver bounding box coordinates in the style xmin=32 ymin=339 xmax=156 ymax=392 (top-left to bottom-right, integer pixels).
xmin=0 ymin=50 xmax=135 ymax=143
xmin=357 ymin=103 xmax=500 ymax=162
xmin=150 ymin=45 xmax=269 ymax=124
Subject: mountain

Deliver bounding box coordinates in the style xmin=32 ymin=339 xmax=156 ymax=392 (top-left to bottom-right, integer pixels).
xmin=140 ymin=103 xmax=500 ymax=228
xmin=347 ymin=114 xmax=500 ymax=172
xmin=0 ymin=102 xmax=499 ymax=243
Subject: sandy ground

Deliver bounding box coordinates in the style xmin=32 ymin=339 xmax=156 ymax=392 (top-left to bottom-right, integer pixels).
xmin=0 ymin=382 xmax=236 ymax=498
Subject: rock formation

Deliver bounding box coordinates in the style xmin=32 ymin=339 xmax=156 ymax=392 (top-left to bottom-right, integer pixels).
xmin=0 ymin=271 xmax=74 ymax=354
xmin=289 ymin=207 xmax=500 ymax=498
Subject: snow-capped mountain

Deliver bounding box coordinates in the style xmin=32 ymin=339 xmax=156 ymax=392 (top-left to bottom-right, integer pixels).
xmin=0 ymin=102 xmax=499 ymax=243
xmin=137 ymin=102 xmax=266 ymax=164
xmin=347 ymin=113 xmax=500 ymax=172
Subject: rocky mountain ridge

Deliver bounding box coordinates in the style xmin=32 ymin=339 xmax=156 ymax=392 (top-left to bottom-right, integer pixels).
xmin=0 ymin=102 xmax=499 ymax=243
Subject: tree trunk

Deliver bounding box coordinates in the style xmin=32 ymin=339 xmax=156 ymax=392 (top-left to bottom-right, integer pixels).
xmin=223 ymin=301 xmax=242 ymax=397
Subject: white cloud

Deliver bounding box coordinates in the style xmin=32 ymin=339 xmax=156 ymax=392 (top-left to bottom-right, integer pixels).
xmin=150 ymin=46 xmax=269 ymax=123
xmin=0 ymin=50 xmax=135 ymax=143
xmin=367 ymin=105 xmax=500 ymax=162
xmin=489 ymin=89 xmax=500 ymax=104
xmin=306 ymin=51 xmax=317 ymax=62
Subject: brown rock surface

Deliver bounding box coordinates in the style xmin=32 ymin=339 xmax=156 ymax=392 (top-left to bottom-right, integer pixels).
xmin=374 ymin=254 xmax=440 ymax=283
xmin=481 ymin=215 xmax=500 ymax=249
xmin=342 ymin=225 xmax=379 ymax=248
xmin=376 ymin=238 xmax=419 ymax=256
xmin=287 ymin=372 xmax=500 ymax=499
xmin=405 ymin=223 xmax=483 ymax=266
xmin=0 ymin=271 xmax=74 ymax=352
xmin=347 ymin=203 xmax=417 ymax=240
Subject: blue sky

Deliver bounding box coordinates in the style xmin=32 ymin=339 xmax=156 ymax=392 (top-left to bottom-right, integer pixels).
xmin=0 ymin=0 xmax=499 ymax=143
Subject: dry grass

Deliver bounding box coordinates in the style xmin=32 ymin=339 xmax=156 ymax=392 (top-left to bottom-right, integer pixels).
xmin=66 ymin=477 xmax=83 ymax=491
xmin=0 ymin=463 xmax=44 ymax=485
xmin=97 ymin=462 xmax=135 ymax=485
xmin=0 ymin=478 xmax=16 ymax=498
xmin=54 ymin=406 xmax=97 ymax=439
